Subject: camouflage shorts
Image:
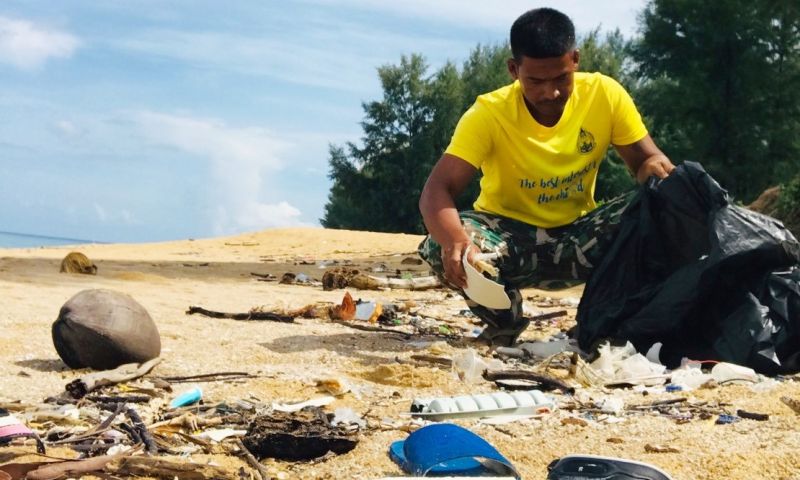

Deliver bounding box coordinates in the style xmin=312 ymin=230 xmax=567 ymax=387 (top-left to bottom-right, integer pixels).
xmin=418 ymin=192 xmax=633 ymax=332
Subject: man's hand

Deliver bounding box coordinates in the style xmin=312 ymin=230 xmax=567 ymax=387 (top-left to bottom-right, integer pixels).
xmin=614 ymin=135 xmax=675 ymax=184
xmin=441 ymin=241 xmax=479 ymax=289
xmin=419 ymin=154 xmax=481 ymax=289
xmin=636 ymin=155 xmax=676 ymax=184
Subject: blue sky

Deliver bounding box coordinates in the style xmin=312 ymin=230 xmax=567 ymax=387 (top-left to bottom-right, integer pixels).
xmin=0 ymin=1 xmax=646 ymax=243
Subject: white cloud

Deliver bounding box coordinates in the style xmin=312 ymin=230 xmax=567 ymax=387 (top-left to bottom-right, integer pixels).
xmin=93 ymin=203 xmax=108 ymax=221
xmin=134 ymin=111 xmax=306 ymax=232
xmin=135 ymin=111 xmax=287 ymax=169
xmin=93 ymin=203 xmax=138 ymax=225
xmin=114 ymin=25 xmax=465 ymax=93
xmin=234 ymin=201 xmax=304 ymax=230
xmin=53 ymin=119 xmax=83 ymax=137
xmin=0 ymin=16 xmax=80 ymax=70
xmin=305 ymin=0 xmax=645 ymax=36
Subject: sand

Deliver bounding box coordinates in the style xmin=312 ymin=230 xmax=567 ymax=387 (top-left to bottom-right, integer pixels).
xmin=1 ymin=227 xmax=799 ymax=479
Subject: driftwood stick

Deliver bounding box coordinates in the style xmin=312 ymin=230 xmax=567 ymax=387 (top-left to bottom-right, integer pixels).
xmin=235 ymin=438 xmax=270 ymax=480
xmin=161 ymin=372 xmax=255 ymax=383
xmin=52 ymin=402 xmax=124 ymax=445
xmin=88 ymin=394 xmax=152 ymax=404
xmin=249 ymin=272 xmax=275 ymax=279
xmin=330 ymin=272 xmax=440 ymax=291
xmin=330 ymin=319 xmax=409 ymax=336
xmin=126 ymin=408 xmax=157 ymax=454
xmin=26 ymin=451 xmax=131 ymax=480
xmin=531 ymin=310 xmax=569 ymax=321
xmin=148 ymin=413 xmax=224 ymax=430
xmin=107 ymin=456 xmax=238 ymax=480
xmin=65 ymin=357 xmax=162 ymax=399
xmin=630 ymin=398 xmax=688 ymax=410
xmin=118 ymin=422 xmax=141 ymax=445
xmin=186 ymin=306 xmax=294 ymax=323
xmin=483 ymin=369 xmax=576 ymax=394
xmin=409 ymin=354 xmax=453 ymax=367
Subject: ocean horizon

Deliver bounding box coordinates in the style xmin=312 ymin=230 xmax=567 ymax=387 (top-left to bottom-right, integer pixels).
xmin=0 ymin=231 xmax=104 ymax=249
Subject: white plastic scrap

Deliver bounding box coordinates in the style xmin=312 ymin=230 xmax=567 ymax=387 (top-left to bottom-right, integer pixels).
xmin=452 ymin=349 xmax=503 ymax=383
xmin=197 ymin=428 xmax=247 ymax=443
xmin=669 ymin=364 xmax=714 ymax=391
xmin=589 ymin=342 xmax=668 ymax=386
xmin=558 ymin=297 xmax=581 ymax=308
xmin=519 ymin=338 xmax=574 ymax=358
xmin=331 ymin=408 xmax=366 ymax=429
xmin=710 ymin=362 xmax=760 ymax=384
xmin=272 ymin=396 xmax=335 ymax=413
xmin=598 ymin=397 xmax=625 ymax=416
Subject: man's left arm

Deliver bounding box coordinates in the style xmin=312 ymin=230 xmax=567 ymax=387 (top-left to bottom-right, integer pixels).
xmin=614 ymin=134 xmax=676 ymax=184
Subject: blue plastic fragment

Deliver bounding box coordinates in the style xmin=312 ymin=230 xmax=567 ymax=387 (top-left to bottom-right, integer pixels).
xmin=715 ymin=414 xmax=740 ymax=425
xmin=170 ymin=387 xmax=203 ymax=408
xmin=665 ymin=384 xmax=683 ymax=392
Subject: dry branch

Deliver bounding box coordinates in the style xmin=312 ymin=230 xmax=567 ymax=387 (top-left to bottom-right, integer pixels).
xmin=186 ymin=306 xmax=294 ymax=323
xmin=66 ymin=357 xmax=162 ymax=398
xmin=107 ymin=456 xmax=238 ymax=480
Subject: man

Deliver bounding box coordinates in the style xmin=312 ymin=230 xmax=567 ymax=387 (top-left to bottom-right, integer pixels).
xmin=418 ymin=8 xmax=675 ymax=346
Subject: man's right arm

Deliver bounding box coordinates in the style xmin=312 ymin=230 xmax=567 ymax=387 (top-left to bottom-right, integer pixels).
xmin=419 ymin=154 xmax=479 ymax=289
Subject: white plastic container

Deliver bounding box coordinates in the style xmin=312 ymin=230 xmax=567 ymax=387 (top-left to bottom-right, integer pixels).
xmin=453 ymin=395 xmax=479 ymax=412
xmin=711 ymin=362 xmax=759 ymax=384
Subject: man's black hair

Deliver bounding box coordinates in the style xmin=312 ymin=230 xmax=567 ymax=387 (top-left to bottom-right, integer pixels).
xmin=510 ymin=8 xmax=576 ymax=61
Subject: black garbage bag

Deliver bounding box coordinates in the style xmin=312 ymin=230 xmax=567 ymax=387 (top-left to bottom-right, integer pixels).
xmin=576 ymin=162 xmax=800 ymax=374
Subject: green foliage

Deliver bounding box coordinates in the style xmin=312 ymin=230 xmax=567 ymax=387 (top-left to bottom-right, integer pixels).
xmin=632 ymin=0 xmax=800 ymax=201
xmin=595 ymin=150 xmax=636 ymax=201
xmin=579 ymin=28 xmax=632 ymax=87
xmin=322 ymin=45 xmax=511 ymax=232
xmin=330 ymin=54 xmax=448 ymax=233
xmin=777 ymin=175 xmax=800 ymax=236
xmin=579 ymin=28 xmax=637 ymax=200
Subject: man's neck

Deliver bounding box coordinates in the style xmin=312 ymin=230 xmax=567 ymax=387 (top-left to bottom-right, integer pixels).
xmin=524 ymin=99 xmax=561 ymax=127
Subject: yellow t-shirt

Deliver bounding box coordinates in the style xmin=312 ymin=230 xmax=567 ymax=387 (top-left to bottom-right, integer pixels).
xmin=445 ymin=72 xmax=647 ymax=228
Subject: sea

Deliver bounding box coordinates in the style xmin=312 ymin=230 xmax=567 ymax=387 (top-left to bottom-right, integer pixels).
xmin=0 ymin=230 xmax=103 ymax=248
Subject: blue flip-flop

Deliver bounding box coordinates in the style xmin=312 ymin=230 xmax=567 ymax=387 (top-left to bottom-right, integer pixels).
xmin=389 ymin=423 xmax=519 ymax=478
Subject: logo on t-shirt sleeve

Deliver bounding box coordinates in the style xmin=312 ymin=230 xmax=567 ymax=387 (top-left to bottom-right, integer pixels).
xmin=577 ymin=128 xmax=596 ymax=154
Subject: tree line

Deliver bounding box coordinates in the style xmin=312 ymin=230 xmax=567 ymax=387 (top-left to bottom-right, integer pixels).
xmin=322 ymin=0 xmax=800 ymax=234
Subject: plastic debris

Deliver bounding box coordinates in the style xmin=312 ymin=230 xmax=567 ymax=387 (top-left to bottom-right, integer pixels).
xmin=331 ymin=408 xmax=366 ymax=429
xmin=410 ymin=390 xmax=555 ymax=421
xmin=452 ymin=349 xmax=488 ymax=383
xmin=170 ymin=387 xmax=202 ymax=408
xmin=355 ymin=301 xmax=382 ymax=322
xmin=711 ymin=362 xmax=760 ymax=384
xmin=462 ymin=251 xmax=511 ymax=309
xmin=646 ymin=342 xmax=662 ymax=364
xmin=588 ymin=342 xmax=668 ymax=387
xmin=715 ymin=414 xmax=740 ymax=425
xmin=669 ymin=364 xmax=715 ymax=391
xmin=272 ymin=396 xmax=335 ymax=413
xmin=316 ymin=377 xmax=351 ymax=396
xmin=598 ymin=397 xmax=625 ymax=416
xmin=519 ymin=338 xmax=573 ymax=358
xmin=558 ymin=297 xmax=580 ymax=308
xmin=197 ymin=428 xmax=247 ymax=442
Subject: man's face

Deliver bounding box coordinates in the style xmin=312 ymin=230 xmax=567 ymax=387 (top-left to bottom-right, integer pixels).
xmin=507 ymin=50 xmax=579 ymax=122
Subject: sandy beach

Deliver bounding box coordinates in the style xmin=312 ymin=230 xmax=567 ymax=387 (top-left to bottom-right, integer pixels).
xmin=1 ymin=227 xmax=799 ymax=479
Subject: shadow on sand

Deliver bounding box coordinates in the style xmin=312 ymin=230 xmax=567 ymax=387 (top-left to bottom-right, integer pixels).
xmin=259 ymin=331 xmax=434 ymax=366
xmin=15 ymin=358 xmax=68 ymax=372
